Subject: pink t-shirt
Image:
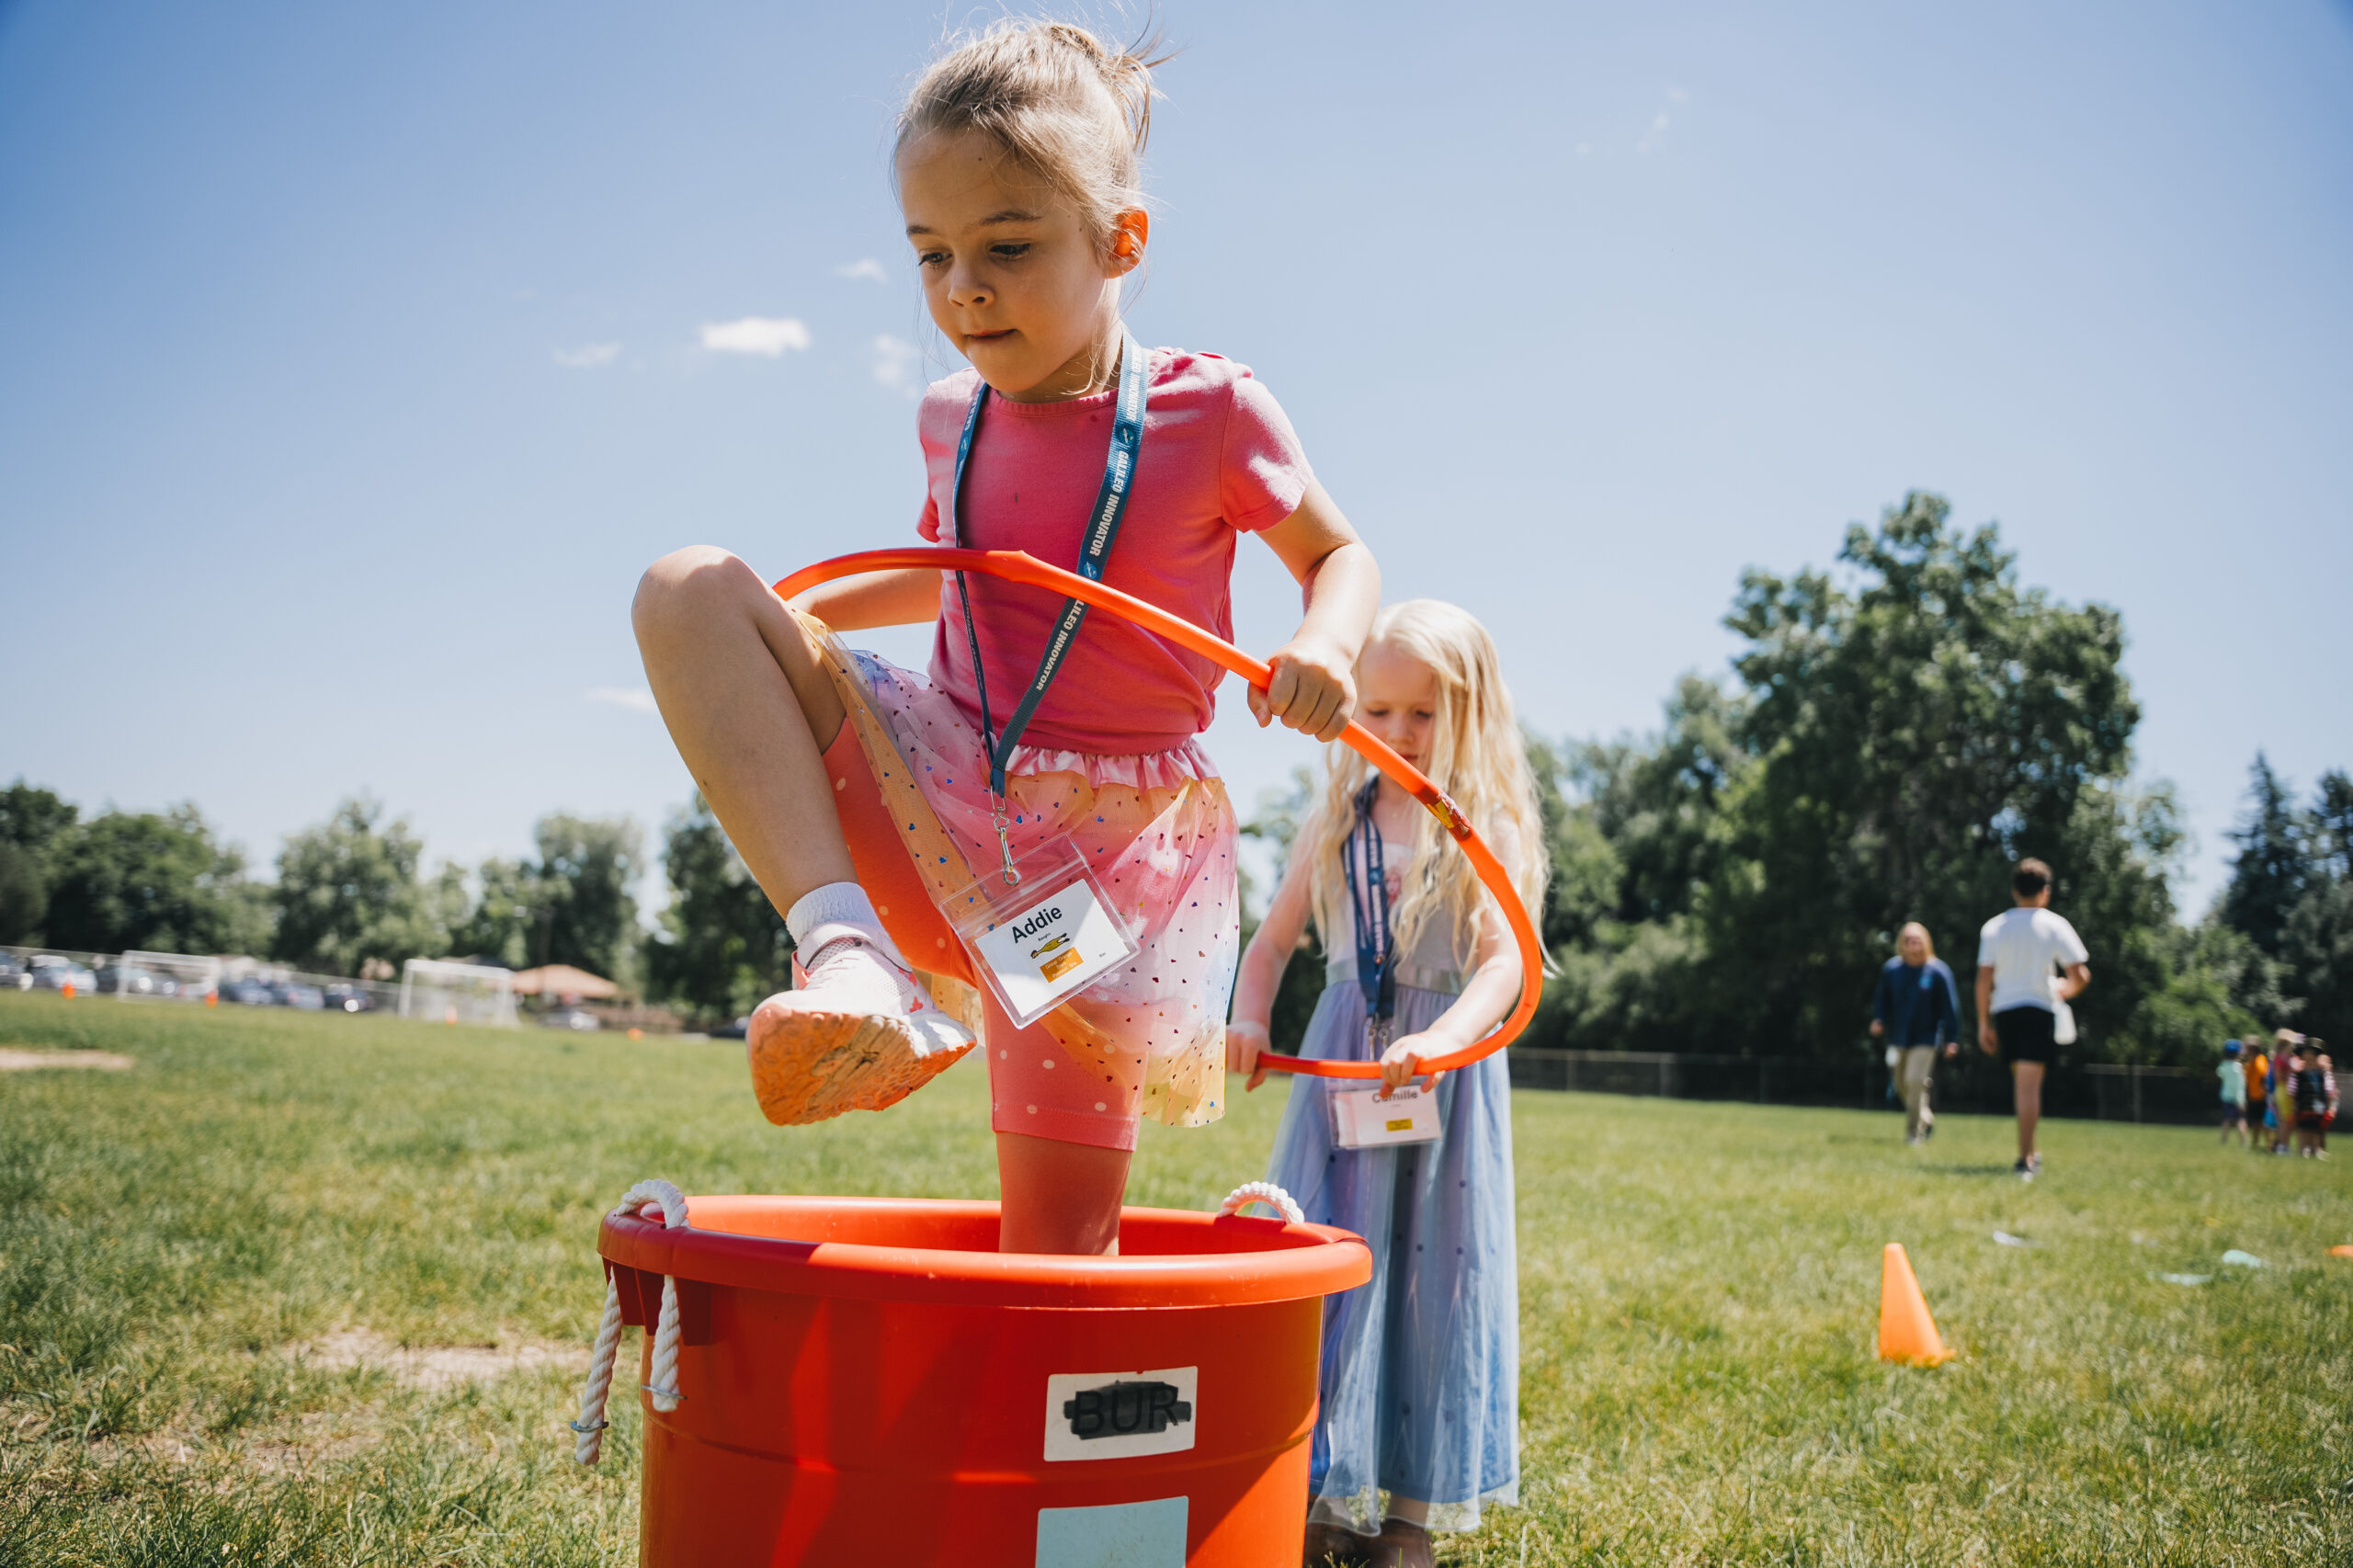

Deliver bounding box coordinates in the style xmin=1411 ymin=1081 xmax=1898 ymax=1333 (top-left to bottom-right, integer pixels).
xmin=916 ymin=347 xmax=1313 ymax=755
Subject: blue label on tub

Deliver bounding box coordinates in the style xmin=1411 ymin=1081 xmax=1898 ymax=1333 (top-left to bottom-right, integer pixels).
xmin=1035 ymin=1495 xmax=1188 ymax=1568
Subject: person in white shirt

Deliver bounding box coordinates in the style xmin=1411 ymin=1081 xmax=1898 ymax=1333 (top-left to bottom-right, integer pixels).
xmin=1975 ymin=858 xmax=2091 ymax=1180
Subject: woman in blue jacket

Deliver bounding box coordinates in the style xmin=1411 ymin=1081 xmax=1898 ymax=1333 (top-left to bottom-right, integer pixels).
xmin=1871 ymin=922 xmax=1961 ymax=1145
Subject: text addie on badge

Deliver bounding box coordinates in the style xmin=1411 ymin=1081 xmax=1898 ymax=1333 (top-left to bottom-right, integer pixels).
xmin=964 ymin=866 xmax=1136 ymax=1024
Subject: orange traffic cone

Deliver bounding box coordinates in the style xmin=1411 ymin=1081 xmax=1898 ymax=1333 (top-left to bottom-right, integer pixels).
xmin=1878 ymin=1243 xmax=1951 ymax=1367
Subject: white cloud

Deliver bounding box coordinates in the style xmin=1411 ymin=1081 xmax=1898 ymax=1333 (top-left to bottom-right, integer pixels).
xmin=553 ymin=342 xmax=621 ymax=369
xmin=1638 ymin=88 xmax=1688 ymax=154
xmin=835 ymin=257 xmax=890 ymax=283
xmin=871 ymin=334 xmax=921 ymax=392
xmin=586 ymin=686 xmax=658 ymax=714
xmin=699 ymin=316 xmax=812 ymax=357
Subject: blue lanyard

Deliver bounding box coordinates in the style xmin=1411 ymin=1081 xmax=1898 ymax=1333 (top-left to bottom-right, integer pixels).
xmin=947 ymin=327 xmax=1147 ymax=801
xmin=1340 ymin=778 xmax=1395 ymax=1025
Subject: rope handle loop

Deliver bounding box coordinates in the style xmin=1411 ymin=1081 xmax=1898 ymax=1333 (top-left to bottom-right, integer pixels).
xmin=574 ymin=1178 xmax=688 ymax=1465
xmin=1217 ymin=1181 xmax=1304 ymax=1225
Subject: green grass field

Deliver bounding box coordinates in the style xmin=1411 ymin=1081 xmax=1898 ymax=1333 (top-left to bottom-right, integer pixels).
xmin=0 ymin=990 xmax=2346 ymax=1566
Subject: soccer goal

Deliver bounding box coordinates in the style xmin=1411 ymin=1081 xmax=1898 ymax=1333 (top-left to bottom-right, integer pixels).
xmin=118 ymin=950 xmax=224 ymax=1004
xmin=398 ymin=958 xmax=519 ymax=1028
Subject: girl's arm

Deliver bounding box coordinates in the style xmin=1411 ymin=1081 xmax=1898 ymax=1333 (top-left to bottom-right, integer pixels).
xmin=1253 ymin=482 xmax=1381 ymax=741
xmin=1379 ymin=904 xmax=1525 ymax=1095
xmin=1227 ymin=850 xmax=1317 ymax=1092
xmin=787 ymin=568 xmax=942 ymax=631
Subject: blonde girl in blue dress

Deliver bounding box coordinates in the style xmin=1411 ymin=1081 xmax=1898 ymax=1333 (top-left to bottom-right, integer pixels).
xmin=1228 ymin=600 xmax=1548 ymax=1567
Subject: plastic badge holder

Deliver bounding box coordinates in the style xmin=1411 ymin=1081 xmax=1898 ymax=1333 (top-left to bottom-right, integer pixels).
xmin=1328 ymin=1082 xmax=1442 ymax=1149
xmin=941 ymin=843 xmax=1142 ymax=1030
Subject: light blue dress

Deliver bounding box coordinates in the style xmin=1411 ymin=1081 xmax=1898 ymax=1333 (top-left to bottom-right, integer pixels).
xmin=1263 ymin=846 xmax=1519 ymax=1537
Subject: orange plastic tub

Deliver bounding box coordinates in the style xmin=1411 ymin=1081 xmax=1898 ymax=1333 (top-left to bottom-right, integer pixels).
xmin=599 ymin=1196 xmax=1372 ymax=1567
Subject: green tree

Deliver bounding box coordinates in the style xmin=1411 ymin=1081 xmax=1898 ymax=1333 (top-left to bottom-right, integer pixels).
xmin=442 ymin=856 xmax=537 ymax=970
xmin=1703 ymin=493 xmax=2147 ymax=1056
xmin=1234 ymin=767 xmax=1332 ymax=1055
xmin=2283 ymin=876 xmax=2352 ymax=1047
xmin=2310 ymin=770 xmax=2353 ymax=881
xmin=41 ymin=806 xmax=271 ymax=956
xmin=643 ymin=796 xmax=789 ymax=1020
xmin=0 ymin=780 xmax=78 ymax=944
xmin=1566 ymin=676 xmax=1746 ymax=933
xmin=0 ymin=843 xmax=42 ymax=946
xmin=2278 ymin=767 xmax=2353 ymax=1045
xmin=272 ymin=797 xmax=441 ymax=976
xmin=2221 ymin=753 xmax=2306 ymax=958
xmin=531 ymin=815 xmax=642 ymax=989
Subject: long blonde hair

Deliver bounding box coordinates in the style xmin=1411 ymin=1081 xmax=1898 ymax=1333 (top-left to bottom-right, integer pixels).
xmin=1292 ymin=601 xmax=1548 ymax=969
xmin=1897 ymin=921 xmax=1936 ymax=960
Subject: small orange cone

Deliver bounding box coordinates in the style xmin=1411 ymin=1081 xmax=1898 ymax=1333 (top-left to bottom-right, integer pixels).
xmin=2329 ymin=1244 xmax=2353 ymax=1259
xmin=1878 ymin=1243 xmax=1951 ymax=1367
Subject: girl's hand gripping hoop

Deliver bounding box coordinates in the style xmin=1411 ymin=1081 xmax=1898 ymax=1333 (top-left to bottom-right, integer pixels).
xmin=772 ymin=549 xmax=1545 ymax=1081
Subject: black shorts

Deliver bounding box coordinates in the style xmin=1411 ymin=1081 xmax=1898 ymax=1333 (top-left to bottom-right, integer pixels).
xmin=2221 ymin=1104 xmax=2245 ymax=1127
xmin=1994 ymin=1006 xmax=2057 ymax=1065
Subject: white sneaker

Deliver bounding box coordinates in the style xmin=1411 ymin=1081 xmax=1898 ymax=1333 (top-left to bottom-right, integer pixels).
xmin=745 ymin=931 xmax=974 ymax=1125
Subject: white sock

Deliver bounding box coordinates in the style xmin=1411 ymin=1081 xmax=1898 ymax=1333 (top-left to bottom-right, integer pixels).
xmin=784 ymin=881 xmax=905 ymax=969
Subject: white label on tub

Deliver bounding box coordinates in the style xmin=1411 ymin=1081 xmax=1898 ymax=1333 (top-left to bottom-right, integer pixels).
xmin=1034 ymin=1495 xmax=1188 ymax=1567
xmin=1042 ymin=1367 xmax=1198 ymax=1461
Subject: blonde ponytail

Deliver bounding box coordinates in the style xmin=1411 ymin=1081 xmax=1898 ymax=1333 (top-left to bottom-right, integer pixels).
xmin=897 ymin=19 xmax=1174 ymax=251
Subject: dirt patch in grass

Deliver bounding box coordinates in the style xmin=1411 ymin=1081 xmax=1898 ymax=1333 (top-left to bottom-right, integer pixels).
xmin=299 ymin=1329 xmax=574 ymax=1392
xmin=0 ymin=1048 xmax=133 ymax=1070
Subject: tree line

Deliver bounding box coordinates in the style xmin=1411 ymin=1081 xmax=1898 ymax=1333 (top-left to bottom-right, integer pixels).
xmin=0 ymin=783 xmax=793 ymax=1017
xmin=4 ymin=494 xmax=2342 ymax=1051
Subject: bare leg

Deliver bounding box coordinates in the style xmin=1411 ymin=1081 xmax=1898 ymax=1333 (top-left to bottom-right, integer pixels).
xmin=1385 ymin=1497 xmax=1429 ymax=1526
xmin=996 ymin=1132 xmax=1130 ymax=1256
xmin=2013 ymin=1061 xmax=2045 ymax=1160
xmin=632 ymin=546 xmax=852 ymax=911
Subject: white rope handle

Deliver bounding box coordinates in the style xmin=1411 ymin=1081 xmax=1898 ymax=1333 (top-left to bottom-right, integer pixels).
xmin=573 ymin=1178 xmax=688 ymax=1465
xmin=1217 ymin=1181 xmax=1304 ymax=1224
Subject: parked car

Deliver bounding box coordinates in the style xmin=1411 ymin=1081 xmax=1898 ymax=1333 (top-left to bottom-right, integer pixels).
xmin=220 ymin=977 xmax=277 ymax=1006
xmin=273 ymin=982 xmax=324 ymax=1011
xmin=27 ymin=955 xmax=97 ymax=994
xmin=710 ymin=1016 xmax=751 ymax=1040
xmin=0 ymin=953 xmax=25 ymax=988
xmin=323 ymin=984 xmax=376 ymax=1015
xmin=95 ymin=962 xmax=162 ymax=997
xmin=541 ymin=1006 xmax=602 ymax=1031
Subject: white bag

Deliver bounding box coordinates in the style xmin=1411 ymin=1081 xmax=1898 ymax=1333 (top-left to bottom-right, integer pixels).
xmin=2052 ymin=998 xmax=2078 ymax=1046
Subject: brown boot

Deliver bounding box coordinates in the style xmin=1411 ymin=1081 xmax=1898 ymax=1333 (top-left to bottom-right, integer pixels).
xmin=1367 ymin=1517 xmax=1435 ymax=1568
xmin=1303 ymin=1520 xmax=1375 ymax=1566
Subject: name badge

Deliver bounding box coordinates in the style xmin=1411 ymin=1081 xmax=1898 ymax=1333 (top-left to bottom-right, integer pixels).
xmin=943 ymin=846 xmax=1140 ymax=1029
xmin=1329 ymin=1082 xmax=1442 ymax=1149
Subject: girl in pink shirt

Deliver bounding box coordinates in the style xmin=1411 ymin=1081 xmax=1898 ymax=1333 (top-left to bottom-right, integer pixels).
xmin=631 ymin=21 xmax=1381 ymax=1255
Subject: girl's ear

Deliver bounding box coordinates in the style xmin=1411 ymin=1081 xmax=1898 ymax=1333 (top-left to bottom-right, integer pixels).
xmin=1108 ymin=208 xmax=1150 ymax=276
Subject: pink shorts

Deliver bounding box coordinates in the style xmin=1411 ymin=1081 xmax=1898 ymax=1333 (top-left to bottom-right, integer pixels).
xmin=807 ymin=618 xmax=1236 ymax=1153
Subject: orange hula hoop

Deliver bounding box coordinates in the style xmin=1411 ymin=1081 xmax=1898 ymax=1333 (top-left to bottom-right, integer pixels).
xmin=771 ymin=549 xmax=1541 ymax=1081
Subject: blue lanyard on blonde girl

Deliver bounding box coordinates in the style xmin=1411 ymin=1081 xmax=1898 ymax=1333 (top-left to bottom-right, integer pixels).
xmin=948 ymin=328 xmax=1148 ymax=887
xmin=1342 ymin=778 xmax=1397 ymax=1052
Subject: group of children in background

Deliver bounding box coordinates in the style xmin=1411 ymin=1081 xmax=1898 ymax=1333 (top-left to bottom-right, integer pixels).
xmin=2221 ymin=1029 xmax=2336 ymax=1155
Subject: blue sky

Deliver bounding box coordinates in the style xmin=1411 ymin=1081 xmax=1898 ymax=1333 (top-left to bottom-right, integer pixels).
xmin=3 ymin=1 xmax=2347 ymax=926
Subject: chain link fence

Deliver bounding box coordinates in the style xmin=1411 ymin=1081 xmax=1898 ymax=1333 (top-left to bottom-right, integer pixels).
xmin=1506 ymin=1046 xmax=2219 ymax=1126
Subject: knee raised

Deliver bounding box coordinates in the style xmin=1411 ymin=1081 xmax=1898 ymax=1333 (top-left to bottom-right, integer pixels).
xmin=634 ymin=545 xmax=752 ymax=636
